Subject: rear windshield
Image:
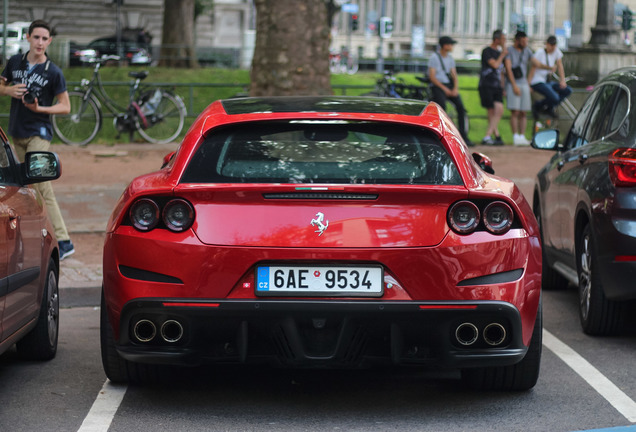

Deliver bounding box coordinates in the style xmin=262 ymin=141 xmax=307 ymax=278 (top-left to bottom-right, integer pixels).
xmin=181 ymin=121 xmax=462 ymax=185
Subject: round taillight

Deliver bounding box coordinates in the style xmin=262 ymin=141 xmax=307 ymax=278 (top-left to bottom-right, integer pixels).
xmin=448 ymin=201 xmax=480 ymax=234
xmin=162 ymin=199 xmax=194 ymax=232
xmin=129 ymin=198 xmax=160 ymax=231
xmin=483 ymin=201 xmax=514 ymax=234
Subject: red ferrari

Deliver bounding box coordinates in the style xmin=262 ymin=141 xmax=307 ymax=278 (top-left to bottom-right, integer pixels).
xmin=101 ymin=97 xmax=542 ymax=390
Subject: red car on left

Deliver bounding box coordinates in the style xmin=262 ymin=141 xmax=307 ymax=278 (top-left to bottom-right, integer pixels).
xmin=0 ymin=126 xmax=62 ymax=360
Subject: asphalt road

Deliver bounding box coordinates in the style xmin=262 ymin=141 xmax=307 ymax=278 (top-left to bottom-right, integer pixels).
xmin=0 ymin=288 xmax=635 ymax=432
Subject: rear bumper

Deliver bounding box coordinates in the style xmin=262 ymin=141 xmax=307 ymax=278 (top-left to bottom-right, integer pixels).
xmin=114 ymin=299 xmax=530 ymax=369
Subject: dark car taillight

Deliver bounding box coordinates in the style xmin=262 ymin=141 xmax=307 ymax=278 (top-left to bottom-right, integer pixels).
xmin=448 ymin=200 xmax=515 ymax=235
xmin=129 ymin=198 xmax=195 ymax=232
xmin=609 ymin=148 xmax=636 ymax=187
xmin=483 ymin=201 xmax=514 ymax=234
xmin=448 ymin=201 xmax=480 ymax=234
xmin=162 ymin=199 xmax=194 ymax=232
xmin=129 ymin=198 xmax=160 ymax=231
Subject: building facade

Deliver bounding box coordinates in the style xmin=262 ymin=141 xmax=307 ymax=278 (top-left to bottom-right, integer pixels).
xmin=2 ymin=0 xmax=635 ymax=68
xmin=330 ymin=0 xmax=636 ymax=60
xmin=0 ymin=0 xmax=254 ymax=67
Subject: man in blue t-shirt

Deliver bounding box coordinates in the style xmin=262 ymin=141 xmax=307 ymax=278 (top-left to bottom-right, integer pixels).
xmin=0 ymin=20 xmax=74 ymax=259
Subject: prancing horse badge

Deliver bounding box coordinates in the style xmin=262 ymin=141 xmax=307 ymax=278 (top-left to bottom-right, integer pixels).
xmin=310 ymin=212 xmax=329 ymax=236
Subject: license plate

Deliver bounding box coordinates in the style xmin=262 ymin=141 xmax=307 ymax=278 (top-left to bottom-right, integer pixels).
xmin=255 ymin=265 xmax=383 ymax=297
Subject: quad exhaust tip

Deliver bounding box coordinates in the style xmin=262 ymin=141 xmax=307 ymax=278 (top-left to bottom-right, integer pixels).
xmin=483 ymin=323 xmax=507 ymax=346
xmin=455 ymin=322 xmax=479 ymax=346
xmin=133 ymin=319 xmax=156 ymax=342
xmin=160 ymin=320 xmax=184 ymax=343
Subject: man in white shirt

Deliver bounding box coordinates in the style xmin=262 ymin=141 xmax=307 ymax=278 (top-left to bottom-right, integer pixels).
xmin=529 ymin=35 xmax=572 ymax=119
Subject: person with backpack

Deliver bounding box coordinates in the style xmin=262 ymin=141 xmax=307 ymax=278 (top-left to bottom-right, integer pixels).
xmin=428 ymin=36 xmax=473 ymax=147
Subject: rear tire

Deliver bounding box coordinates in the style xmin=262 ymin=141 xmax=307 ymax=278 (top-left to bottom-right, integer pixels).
xmin=52 ymin=91 xmax=102 ymax=146
xmin=100 ymin=289 xmax=158 ymax=383
xmin=17 ymin=258 xmax=59 ymax=360
xmin=577 ymin=224 xmax=625 ymax=335
xmin=136 ymin=90 xmax=186 ymax=144
xmin=462 ymin=299 xmax=542 ymax=391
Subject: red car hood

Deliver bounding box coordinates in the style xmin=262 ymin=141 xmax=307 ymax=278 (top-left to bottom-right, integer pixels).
xmin=176 ymin=185 xmax=468 ymax=248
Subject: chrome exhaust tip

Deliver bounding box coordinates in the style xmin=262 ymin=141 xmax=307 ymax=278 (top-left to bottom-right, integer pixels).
xmin=455 ymin=322 xmax=479 ymax=346
xmin=133 ymin=319 xmax=157 ymax=343
xmin=160 ymin=320 xmax=184 ymax=343
xmin=483 ymin=323 xmax=507 ymax=346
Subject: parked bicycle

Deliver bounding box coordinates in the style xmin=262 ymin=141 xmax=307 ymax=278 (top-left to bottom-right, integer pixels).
xmin=52 ymin=55 xmax=187 ymax=146
xmin=365 ymin=71 xmax=469 ymax=134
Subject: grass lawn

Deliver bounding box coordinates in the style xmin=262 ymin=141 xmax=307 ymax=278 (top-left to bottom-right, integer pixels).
xmin=0 ymin=66 xmax=531 ymax=145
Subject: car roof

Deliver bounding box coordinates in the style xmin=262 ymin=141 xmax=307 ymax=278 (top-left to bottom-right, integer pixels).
xmin=220 ymin=96 xmax=428 ymax=116
xmin=598 ymin=67 xmax=636 ymax=85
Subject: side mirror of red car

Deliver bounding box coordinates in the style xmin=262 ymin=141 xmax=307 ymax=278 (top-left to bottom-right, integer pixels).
xmin=162 ymin=151 xmax=176 ymax=168
xmin=472 ymin=152 xmax=495 ymax=174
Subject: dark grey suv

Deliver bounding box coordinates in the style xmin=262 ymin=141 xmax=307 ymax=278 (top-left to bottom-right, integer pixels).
xmin=532 ymin=67 xmax=636 ymax=335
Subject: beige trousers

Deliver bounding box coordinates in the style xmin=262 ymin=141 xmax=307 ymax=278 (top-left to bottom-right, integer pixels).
xmin=12 ymin=136 xmax=70 ymax=242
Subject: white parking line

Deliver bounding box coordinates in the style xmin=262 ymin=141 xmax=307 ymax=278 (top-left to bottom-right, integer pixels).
xmin=77 ymin=380 xmax=128 ymax=432
xmin=543 ymin=329 xmax=636 ymax=423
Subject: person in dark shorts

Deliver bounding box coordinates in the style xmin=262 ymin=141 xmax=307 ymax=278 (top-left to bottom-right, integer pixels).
xmin=428 ymin=36 xmax=473 ymax=147
xmin=478 ymin=30 xmax=507 ymax=145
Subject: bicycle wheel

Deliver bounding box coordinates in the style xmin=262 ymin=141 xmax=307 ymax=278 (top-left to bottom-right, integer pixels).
xmin=136 ymin=90 xmax=186 ymax=144
xmin=52 ymin=91 xmax=102 ymax=146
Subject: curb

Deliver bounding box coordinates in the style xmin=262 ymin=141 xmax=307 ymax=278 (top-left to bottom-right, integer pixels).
xmin=61 ymin=286 xmax=101 ymax=308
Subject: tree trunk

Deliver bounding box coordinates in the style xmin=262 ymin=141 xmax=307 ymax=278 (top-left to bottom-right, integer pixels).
xmin=250 ymin=0 xmax=332 ymax=96
xmin=159 ymin=0 xmax=199 ymax=68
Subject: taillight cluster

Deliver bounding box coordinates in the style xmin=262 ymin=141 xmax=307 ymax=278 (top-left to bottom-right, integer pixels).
xmin=609 ymin=148 xmax=636 ymax=187
xmin=129 ymin=198 xmax=195 ymax=232
xmin=448 ymin=200 xmax=514 ymax=235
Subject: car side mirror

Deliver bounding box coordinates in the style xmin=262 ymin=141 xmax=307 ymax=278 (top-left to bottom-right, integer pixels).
xmin=162 ymin=151 xmax=176 ymax=168
xmin=472 ymin=152 xmax=495 ymax=174
xmin=23 ymin=151 xmax=61 ymax=184
xmin=532 ymin=129 xmax=560 ymax=151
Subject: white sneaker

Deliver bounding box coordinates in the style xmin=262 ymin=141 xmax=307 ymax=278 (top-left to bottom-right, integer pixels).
xmin=513 ymin=134 xmax=530 ymax=146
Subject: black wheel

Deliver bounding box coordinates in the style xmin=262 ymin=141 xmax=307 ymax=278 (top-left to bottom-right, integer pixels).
xmin=17 ymin=258 xmax=59 ymax=360
xmin=100 ymin=289 xmax=158 ymax=383
xmin=577 ymin=224 xmax=625 ymax=335
xmin=462 ymin=299 xmax=542 ymax=391
xmin=533 ymin=199 xmax=568 ymax=290
xmin=135 ymin=90 xmax=186 ymax=144
xmin=52 ymin=91 xmax=102 ymax=146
